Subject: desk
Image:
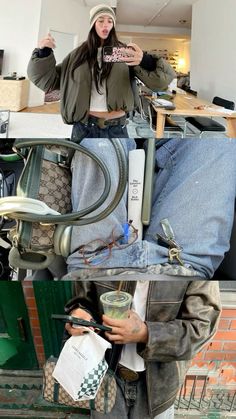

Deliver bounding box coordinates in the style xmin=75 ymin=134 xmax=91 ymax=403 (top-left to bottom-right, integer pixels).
xmin=0 ymin=79 xmax=29 ymax=111
xmin=151 ymin=93 xmax=236 ymax=138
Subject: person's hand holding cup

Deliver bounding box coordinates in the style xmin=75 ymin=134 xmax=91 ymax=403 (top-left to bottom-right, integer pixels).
xmin=100 ymin=290 xmax=148 ymax=344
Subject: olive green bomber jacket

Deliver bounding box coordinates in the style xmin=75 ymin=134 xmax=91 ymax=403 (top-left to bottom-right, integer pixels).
xmin=27 ymin=48 xmax=176 ymax=125
xmin=64 ymin=280 xmax=221 ymax=418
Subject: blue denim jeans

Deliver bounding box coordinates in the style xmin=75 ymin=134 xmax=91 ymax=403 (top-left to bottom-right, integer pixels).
xmin=91 ymin=374 xmax=174 ymax=419
xmin=67 ymin=138 xmax=236 ymax=279
xmin=71 ymin=120 xmax=129 ymax=142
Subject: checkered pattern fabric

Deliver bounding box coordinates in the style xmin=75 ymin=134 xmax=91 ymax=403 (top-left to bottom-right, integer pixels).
xmin=77 ymin=358 xmax=107 ymax=398
xmin=43 ymin=356 xmax=117 ymax=414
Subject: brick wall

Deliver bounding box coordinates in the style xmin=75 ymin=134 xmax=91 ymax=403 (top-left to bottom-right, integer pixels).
xmin=183 ymin=306 xmax=236 ymax=398
xmin=22 ymin=281 xmax=45 ymax=368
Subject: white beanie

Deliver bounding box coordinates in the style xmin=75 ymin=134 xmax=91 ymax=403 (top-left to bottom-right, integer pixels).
xmin=90 ymin=4 xmax=116 ymax=29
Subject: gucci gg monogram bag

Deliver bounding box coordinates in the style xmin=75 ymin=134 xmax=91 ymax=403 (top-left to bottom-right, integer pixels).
xmin=15 ymin=142 xmax=70 ymax=259
xmin=5 ymin=138 xmax=128 ymax=270
xmin=43 ymin=356 xmax=117 ymax=414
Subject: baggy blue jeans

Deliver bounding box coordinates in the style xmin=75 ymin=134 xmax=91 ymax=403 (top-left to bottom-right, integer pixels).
xmin=67 ymin=138 xmax=236 ymax=279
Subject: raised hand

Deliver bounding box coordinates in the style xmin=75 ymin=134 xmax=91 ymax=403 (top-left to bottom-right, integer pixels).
xmin=38 ymin=33 xmax=56 ymax=49
xmin=120 ymin=43 xmax=144 ymax=66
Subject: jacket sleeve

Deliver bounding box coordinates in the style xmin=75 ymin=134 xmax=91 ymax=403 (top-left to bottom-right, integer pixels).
xmin=27 ymin=48 xmax=62 ymax=92
xmin=134 ymin=55 xmax=176 ymax=91
xmin=137 ymin=281 xmax=221 ymax=361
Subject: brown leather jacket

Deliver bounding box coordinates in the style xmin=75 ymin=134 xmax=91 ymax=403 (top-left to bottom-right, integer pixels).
xmin=64 ymin=280 xmax=221 ymax=417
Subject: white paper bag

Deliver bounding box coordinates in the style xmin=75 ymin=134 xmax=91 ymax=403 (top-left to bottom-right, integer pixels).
xmin=53 ymin=329 xmax=111 ymax=401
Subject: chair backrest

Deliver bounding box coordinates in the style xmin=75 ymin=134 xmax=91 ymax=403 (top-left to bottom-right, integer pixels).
xmin=131 ymin=77 xmax=140 ymax=111
xmin=0 ymin=110 xmax=10 ymax=137
xmin=212 ymin=96 xmax=235 ymax=110
xmin=139 ymin=95 xmax=150 ymax=119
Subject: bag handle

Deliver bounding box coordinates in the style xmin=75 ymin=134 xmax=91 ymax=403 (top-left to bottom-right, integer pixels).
xmin=9 ymin=138 xmax=128 ymax=226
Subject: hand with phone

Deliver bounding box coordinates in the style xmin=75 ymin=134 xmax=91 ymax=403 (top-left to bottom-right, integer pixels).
xmin=64 ymin=308 xmax=95 ymax=335
xmin=38 ymin=33 xmax=56 ymax=50
xmin=120 ymin=43 xmax=143 ymax=66
xmin=103 ymin=43 xmax=143 ymax=66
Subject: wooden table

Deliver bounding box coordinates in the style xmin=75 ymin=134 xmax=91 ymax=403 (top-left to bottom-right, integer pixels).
xmin=151 ymin=92 xmax=236 ymax=138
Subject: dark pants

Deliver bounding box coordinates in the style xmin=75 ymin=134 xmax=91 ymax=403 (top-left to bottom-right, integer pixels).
xmin=91 ymin=373 xmax=174 ymax=419
xmin=71 ymin=120 xmax=129 ymax=142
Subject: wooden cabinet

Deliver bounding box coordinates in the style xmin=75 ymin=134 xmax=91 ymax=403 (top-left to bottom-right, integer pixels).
xmin=0 ymin=79 xmax=29 ymax=111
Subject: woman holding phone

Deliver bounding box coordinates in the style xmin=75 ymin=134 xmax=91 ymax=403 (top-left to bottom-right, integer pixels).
xmin=27 ymin=3 xmax=175 ymax=141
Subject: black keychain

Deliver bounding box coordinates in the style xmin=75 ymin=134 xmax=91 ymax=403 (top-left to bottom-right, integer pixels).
xmin=51 ymin=314 xmax=112 ymax=332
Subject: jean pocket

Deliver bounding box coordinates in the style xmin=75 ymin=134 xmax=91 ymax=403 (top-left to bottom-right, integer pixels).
xmin=71 ymin=122 xmax=90 ymax=142
xmin=109 ymin=124 xmax=128 ymax=138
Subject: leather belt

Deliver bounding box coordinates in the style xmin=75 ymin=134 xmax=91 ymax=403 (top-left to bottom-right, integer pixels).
xmin=116 ymin=364 xmax=144 ymax=382
xmin=88 ymin=114 xmax=127 ymax=129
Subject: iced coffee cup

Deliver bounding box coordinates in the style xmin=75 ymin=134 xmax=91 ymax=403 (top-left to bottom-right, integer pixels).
xmin=100 ymin=291 xmax=132 ymax=319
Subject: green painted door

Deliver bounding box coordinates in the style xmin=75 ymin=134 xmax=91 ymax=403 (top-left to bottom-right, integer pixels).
xmin=33 ymin=282 xmax=73 ymax=358
xmin=0 ymin=282 xmax=38 ymax=369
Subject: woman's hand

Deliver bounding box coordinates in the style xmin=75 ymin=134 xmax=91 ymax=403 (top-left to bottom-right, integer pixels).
xmin=38 ymin=33 xmax=56 ymax=49
xmin=103 ymin=310 xmax=148 ymax=344
xmin=120 ymin=43 xmax=144 ymax=66
xmin=65 ymin=308 xmax=94 ymax=336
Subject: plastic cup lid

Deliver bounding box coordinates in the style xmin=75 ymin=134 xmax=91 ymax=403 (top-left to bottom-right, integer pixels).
xmin=100 ymin=291 xmax=132 ymax=307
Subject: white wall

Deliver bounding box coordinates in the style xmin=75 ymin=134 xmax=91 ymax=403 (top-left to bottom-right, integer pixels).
xmin=191 ymin=0 xmax=236 ymax=104
xmin=39 ymin=0 xmax=89 ymax=46
xmin=35 ymin=0 xmax=90 ymax=106
xmin=0 ymin=0 xmax=90 ymax=107
xmin=0 ymin=0 xmax=41 ymax=75
xmin=0 ymin=0 xmax=44 ymax=106
xmin=183 ymin=41 xmax=190 ymax=74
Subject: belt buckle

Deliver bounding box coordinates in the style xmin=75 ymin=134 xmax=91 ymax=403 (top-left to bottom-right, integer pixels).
xmin=118 ymin=366 xmax=139 ymax=382
xmin=97 ymin=118 xmax=107 ymax=129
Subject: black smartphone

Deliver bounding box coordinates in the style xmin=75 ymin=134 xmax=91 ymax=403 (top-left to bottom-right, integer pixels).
xmin=51 ymin=314 xmax=112 ymax=332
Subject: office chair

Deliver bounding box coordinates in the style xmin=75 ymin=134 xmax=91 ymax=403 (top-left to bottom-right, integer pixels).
xmin=185 ymin=96 xmax=235 ymax=138
xmin=137 ymin=95 xmax=184 ymax=138
xmin=0 ymin=110 xmax=10 ymax=138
